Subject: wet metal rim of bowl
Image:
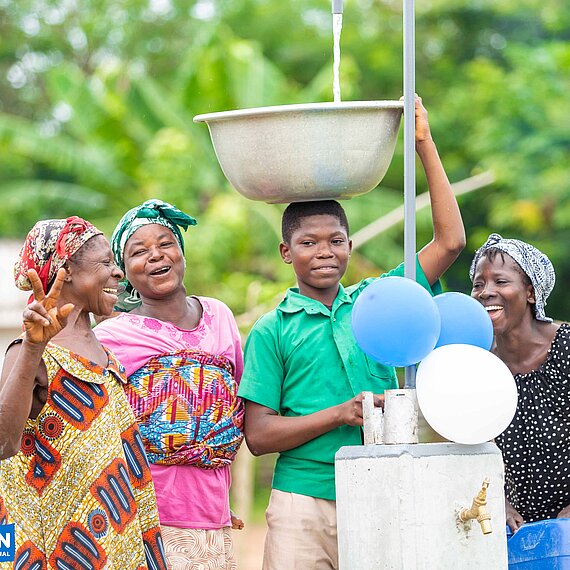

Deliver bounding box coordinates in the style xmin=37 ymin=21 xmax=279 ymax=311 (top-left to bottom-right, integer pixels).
xmin=193 ymin=100 xmax=404 ymax=123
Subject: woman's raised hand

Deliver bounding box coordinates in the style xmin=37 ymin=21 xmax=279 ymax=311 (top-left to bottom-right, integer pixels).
xmin=22 ymin=268 xmax=75 ymax=345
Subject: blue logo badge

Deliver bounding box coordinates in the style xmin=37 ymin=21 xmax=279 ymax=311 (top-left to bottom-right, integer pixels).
xmin=0 ymin=524 xmax=15 ymax=562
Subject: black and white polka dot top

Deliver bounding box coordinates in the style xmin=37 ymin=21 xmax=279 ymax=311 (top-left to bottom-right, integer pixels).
xmin=495 ymin=322 xmax=570 ymax=522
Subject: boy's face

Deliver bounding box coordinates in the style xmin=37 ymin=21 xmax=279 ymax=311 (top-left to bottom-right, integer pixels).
xmin=280 ymin=214 xmax=352 ymax=304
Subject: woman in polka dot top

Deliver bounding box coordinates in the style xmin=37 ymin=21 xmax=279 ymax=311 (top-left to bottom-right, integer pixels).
xmin=470 ymin=234 xmax=570 ymax=533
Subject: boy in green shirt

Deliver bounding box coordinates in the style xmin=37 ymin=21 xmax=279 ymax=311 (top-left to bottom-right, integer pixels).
xmin=238 ymin=96 xmax=466 ymax=569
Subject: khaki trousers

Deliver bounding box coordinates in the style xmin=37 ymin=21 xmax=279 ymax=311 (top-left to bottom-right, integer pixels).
xmin=262 ymin=489 xmax=338 ymax=570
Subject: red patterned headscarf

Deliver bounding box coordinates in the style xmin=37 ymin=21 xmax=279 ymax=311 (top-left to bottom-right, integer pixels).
xmin=14 ymin=216 xmax=103 ymax=294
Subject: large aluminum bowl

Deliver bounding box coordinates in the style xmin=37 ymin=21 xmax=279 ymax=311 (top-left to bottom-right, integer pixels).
xmin=193 ymin=101 xmax=403 ymax=204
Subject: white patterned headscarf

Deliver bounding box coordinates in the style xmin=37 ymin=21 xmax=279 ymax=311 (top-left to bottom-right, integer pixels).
xmin=469 ymin=233 xmax=556 ymax=323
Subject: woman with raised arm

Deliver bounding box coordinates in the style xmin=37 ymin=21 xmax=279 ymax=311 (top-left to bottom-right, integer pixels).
xmin=0 ymin=217 xmax=167 ymax=570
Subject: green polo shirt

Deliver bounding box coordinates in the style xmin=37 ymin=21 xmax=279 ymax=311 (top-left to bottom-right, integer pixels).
xmin=238 ymin=258 xmax=441 ymax=500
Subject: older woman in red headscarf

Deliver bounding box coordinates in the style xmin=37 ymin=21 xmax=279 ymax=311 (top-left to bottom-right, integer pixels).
xmin=0 ymin=217 xmax=167 ymax=570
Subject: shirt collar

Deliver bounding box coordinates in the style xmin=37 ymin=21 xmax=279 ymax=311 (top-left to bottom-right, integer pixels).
xmin=277 ymin=285 xmax=352 ymax=315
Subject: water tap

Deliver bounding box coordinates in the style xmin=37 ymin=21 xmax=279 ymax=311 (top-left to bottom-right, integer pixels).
xmin=458 ymin=478 xmax=492 ymax=535
xmin=332 ymin=0 xmax=343 ymax=14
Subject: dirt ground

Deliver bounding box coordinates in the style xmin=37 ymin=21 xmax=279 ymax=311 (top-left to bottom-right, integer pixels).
xmin=233 ymin=522 xmax=266 ymax=570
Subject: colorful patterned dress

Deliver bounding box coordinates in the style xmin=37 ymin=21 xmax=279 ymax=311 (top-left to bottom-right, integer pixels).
xmin=0 ymin=342 xmax=168 ymax=570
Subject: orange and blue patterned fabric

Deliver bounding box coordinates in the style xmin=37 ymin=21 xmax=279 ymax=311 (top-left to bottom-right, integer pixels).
xmin=126 ymin=349 xmax=244 ymax=468
xmin=0 ymin=343 xmax=168 ymax=570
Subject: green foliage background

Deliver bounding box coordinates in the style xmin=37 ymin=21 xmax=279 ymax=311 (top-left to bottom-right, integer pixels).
xmin=1 ymin=0 xmax=569 ymax=322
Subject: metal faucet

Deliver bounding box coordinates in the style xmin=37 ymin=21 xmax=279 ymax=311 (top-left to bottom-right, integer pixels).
xmin=458 ymin=478 xmax=492 ymax=535
xmin=332 ymin=0 xmax=343 ymax=14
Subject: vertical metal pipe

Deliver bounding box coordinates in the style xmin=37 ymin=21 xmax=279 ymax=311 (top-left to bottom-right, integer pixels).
xmin=403 ymin=0 xmax=417 ymax=389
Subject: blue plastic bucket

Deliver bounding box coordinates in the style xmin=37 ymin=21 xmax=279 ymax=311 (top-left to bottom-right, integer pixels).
xmin=507 ymin=519 xmax=570 ymax=569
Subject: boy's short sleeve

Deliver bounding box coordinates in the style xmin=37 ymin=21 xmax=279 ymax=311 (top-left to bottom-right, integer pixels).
xmin=383 ymin=257 xmax=443 ymax=295
xmin=349 ymin=256 xmax=442 ymax=297
xmin=238 ymin=313 xmax=284 ymax=413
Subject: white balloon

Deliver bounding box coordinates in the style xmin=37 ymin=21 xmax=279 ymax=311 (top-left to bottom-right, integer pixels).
xmin=416 ymin=344 xmax=518 ymax=444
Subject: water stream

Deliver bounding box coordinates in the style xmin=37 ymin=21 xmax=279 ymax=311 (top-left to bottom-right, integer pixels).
xmin=333 ymin=13 xmax=343 ymax=102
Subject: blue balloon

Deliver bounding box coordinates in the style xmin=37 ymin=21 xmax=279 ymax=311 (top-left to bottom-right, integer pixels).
xmin=351 ymin=276 xmax=441 ymax=367
xmin=434 ymin=292 xmax=494 ymax=350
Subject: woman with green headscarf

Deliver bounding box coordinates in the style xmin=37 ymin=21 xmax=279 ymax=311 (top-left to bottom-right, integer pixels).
xmin=95 ymin=199 xmax=245 ymax=569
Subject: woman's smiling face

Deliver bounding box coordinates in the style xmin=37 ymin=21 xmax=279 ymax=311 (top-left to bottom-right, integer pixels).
xmin=66 ymin=234 xmax=124 ymax=316
xmin=123 ymin=224 xmax=186 ymax=300
xmin=471 ymin=252 xmax=535 ymax=335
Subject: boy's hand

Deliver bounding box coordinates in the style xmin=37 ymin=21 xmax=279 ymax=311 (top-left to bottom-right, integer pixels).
xmin=338 ymin=392 xmax=384 ymax=426
xmin=399 ymin=94 xmax=432 ymax=144
xmin=23 ymin=268 xmax=75 ymax=345
xmin=414 ymin=95 xmax=432 ymax=144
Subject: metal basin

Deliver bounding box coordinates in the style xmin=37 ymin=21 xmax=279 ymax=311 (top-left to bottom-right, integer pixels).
xmin=193 ymin=101 xmax=403 ymax=204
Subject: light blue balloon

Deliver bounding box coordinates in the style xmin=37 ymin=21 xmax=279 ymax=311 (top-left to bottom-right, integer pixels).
xmin=434 ymin=292 xmax=494 ymax=350
xmin=351 ymin=276 xmax=441 ymax=367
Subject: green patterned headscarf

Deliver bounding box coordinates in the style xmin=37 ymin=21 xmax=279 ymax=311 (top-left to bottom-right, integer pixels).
xmin=111 ymin=199 xmax=197 ymax=311
xmin=111 ymin=199 xmax=197 ymax=271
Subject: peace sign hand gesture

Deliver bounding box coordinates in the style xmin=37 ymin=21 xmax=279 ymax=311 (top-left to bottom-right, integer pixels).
xmin=22 ymin=268 xmax=75 ymax=345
